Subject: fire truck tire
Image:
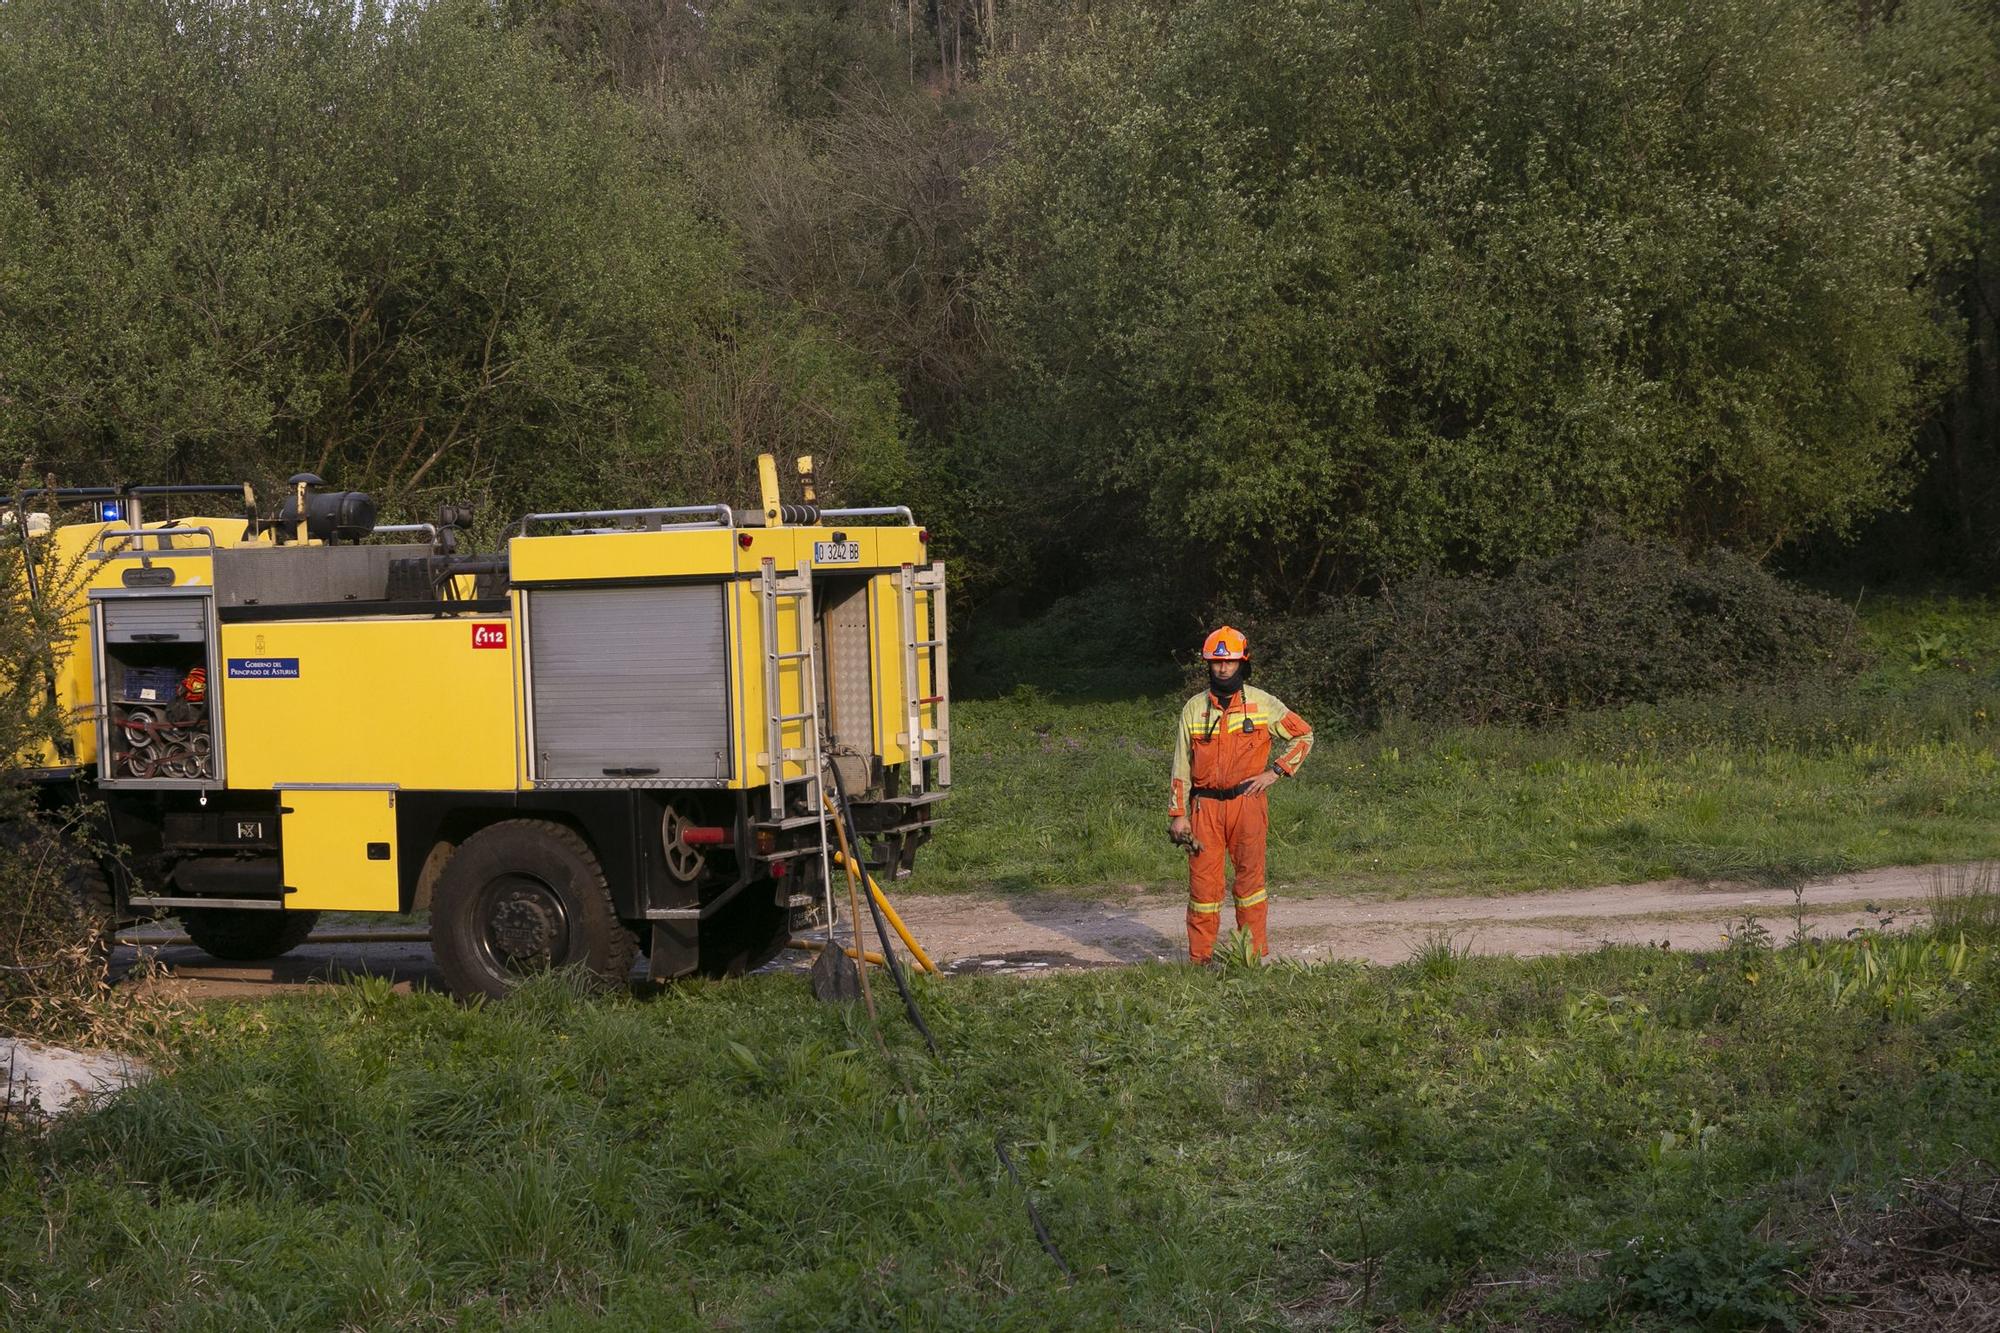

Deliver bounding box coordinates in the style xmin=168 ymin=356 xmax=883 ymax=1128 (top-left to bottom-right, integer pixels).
xmin=181 ymin=908 xmax=322 ymax=961
xmin=430 ymin=819 xmax=635 ymax=1000
xmin=66 ymin=857 xmax=119 ymax=967
xmin=5 ymin=821 xmax=119 ymax=963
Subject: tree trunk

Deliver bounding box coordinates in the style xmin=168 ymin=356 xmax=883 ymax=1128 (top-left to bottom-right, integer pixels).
xmin=935 ymin=0 xmax=949 ymax=87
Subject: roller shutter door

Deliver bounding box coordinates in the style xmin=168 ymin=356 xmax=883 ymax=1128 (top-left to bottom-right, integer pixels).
xmin=101 ymin=598 xmax=208 ymax=643
xmin=528 ymin=584 xmax=731 ymax=781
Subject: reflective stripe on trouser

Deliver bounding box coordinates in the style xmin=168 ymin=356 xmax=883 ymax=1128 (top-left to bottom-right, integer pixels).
xmin=1186 ymin=789 xmax=1270 ymax=961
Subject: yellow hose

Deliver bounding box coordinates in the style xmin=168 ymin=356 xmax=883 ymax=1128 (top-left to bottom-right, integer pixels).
xmin=788 ymin=937 xmax=887 ymax=967
xmin=830 ymin=847 xmax=940 ymax=975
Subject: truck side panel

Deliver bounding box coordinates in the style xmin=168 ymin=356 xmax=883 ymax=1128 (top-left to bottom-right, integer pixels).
xmin=218 ymin=617 xmax=518 ymax=791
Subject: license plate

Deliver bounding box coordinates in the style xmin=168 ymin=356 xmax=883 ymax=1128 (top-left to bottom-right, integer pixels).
xmin=814 ymin=540 xmax=860 ymax=564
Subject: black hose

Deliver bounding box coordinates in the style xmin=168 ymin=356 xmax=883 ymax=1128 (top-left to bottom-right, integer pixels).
xmin=995 ymin=1137 xmax=1076 ymax=1282
xmin=865 ymin=877 xmax=939 ymax=1056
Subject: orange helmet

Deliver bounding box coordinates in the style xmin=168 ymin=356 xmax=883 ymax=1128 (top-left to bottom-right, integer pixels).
xmin=1201 ymin=625 xmax=1249 ymax=661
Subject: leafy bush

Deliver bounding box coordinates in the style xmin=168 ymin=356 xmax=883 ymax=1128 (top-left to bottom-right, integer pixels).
xmin=1251 ymin=539 xmax=1863 ymax=727
xmin=0 ymin=515 xmax=134 ymax=1042
xmin=961 ymin=578 xmax=1182 ymax=700
xmin=0 ymin=818 xmax=118 ymax=1042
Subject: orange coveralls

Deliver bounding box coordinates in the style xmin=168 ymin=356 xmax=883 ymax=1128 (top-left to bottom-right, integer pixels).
xmin=1168 ymin=684 xmax=1314 ymax=961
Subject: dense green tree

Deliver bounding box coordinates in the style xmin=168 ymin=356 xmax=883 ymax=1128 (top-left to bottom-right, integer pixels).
xmin=0 ymin=0 xmax=906 ymax=521
xmin=1822 ymin=0 xmax=2000 ymax=581
xmin=976 ymin=0 xmax=1987 ymax=602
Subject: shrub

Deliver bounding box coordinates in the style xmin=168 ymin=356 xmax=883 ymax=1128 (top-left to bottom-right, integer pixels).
xmin=0 ymin=816 xmax=119 ymax=1041
xmin=1250 ymin=539 xmax=1862 ymax=727
xmin=0 ymin=504 xmax=134 ymax=1042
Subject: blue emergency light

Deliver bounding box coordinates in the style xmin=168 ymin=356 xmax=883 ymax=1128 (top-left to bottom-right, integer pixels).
xmin=98 ymin=500 xmax=123 ymax=522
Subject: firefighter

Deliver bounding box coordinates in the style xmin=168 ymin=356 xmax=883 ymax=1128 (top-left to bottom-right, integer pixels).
xmin=1167 ymin=627 xmax=1314 ymax=963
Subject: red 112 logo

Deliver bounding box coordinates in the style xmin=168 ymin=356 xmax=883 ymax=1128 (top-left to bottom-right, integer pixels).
xmin=472 ymin=623 xmax=509 ymax=650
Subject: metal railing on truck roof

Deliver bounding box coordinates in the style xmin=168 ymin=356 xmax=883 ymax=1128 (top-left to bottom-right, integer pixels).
xmin=514 ymin=505 xmax=736 ymax=537
xmin=89 ymin=526 xmax=221 ymax=560
xmin=819 ymin=506 xmax=915 ymax=523
xmin=513 ymin=503 xmax=916 ymax=536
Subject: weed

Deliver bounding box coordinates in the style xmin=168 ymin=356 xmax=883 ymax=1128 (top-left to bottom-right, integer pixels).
xmin=1909 ymin=629 xmax=1955 ymax=673
xmin=1409 ymin=929 xmax=1471 ymax=985
xmin=1215 ymin=926 xmax=1262 ymax=972
xmin=1928 ymin=862 xmax=2000 ymax=941
xmin=1723 ymin=915 xmax=1774 ymax=986
xmin=1605 ymin=1209 xmax=1803 ymax=1329
xmin=1791 ymin=930 xmax=1973 ymax=1023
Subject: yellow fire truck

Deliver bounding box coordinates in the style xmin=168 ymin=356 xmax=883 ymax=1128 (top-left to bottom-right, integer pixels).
xmin=5 ymin=460 xmax=949 ymax=997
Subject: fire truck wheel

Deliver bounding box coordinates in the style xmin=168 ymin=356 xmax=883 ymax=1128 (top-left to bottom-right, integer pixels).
xmin=66 ymin=856 xmax=119 ymax=968
xmin=6 ymin=822 xmax=119 ymax=965
xmin=430 ymin=820 xmax=635 ymax=1000
xmin=180 ymin=908 xmax=322 ymax=961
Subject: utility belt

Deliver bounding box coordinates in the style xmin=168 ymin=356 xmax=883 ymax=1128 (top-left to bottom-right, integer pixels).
xmin=1191 ymin=780 xmax=1257 ymax=802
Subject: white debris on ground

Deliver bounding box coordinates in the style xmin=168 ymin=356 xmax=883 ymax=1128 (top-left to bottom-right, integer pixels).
xmin=2 ymin=1038 xmax=149 ymax=1117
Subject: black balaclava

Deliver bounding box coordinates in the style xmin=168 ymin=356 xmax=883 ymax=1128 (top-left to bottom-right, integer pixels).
xmin=1207 ymin=660 xmax=1250 ymax=705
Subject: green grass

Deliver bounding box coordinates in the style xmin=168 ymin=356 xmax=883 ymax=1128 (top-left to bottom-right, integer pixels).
xmin=924 ymin=596 xmax=2000 ymax=895
xmin=7 ymin=919 xmax=2000 ymax=1329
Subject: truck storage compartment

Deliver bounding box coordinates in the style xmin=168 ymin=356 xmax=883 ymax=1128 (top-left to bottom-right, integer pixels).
xmin=525 ymin=583 xmax=732 ymax=783
xmin=93 ymin=591 xmax=220 ymax=786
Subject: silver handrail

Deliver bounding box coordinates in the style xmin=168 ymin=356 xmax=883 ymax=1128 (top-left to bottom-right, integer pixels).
xmin=516 ymin=505 xmax=735 ymax=536
xmin=90 ymin=526 xmax=220 ymax=560
xmin=818 ymin=506 xmax=916 ymax=524
xmin=369 ymin=523 xmax=439 ymax=541
xmin=574 ymin=522 xmax=735 ymax=535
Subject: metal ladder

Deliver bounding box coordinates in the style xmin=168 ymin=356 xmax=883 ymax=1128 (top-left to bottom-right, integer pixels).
xmin=897 ymin=560 xmax=951 ymax=795
xmin=758 ymin=558 xmax=836 ymax=925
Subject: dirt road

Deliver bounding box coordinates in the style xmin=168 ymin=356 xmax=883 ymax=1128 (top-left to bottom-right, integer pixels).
xmin=933 ymin=865 xmax=1945 ymax=973
xmin=117 ymin=864 xmax=1964 ymax=998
